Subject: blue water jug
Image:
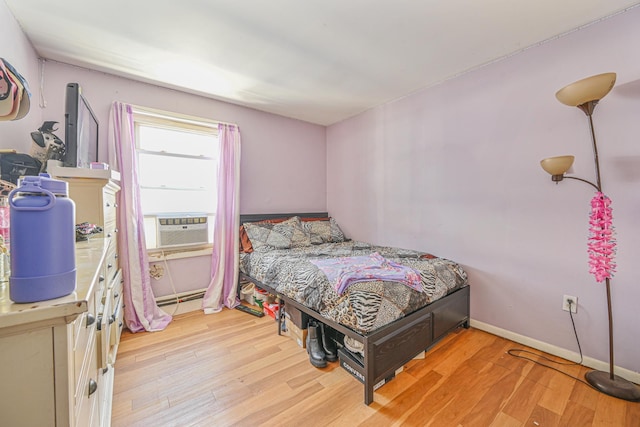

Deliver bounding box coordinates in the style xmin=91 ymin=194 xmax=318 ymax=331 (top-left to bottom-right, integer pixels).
xmin=8 ymin=173 xmax=76 ymax=303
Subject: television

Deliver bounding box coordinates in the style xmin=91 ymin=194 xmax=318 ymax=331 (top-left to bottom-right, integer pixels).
xmin=64 ymin=83 xmax=98 ymax=168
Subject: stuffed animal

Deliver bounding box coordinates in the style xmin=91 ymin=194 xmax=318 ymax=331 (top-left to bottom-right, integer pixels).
xmin=29 ymin=121 xmax=65 ymax=171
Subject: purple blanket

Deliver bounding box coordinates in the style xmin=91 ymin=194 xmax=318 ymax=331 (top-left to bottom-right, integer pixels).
xmin=310 ymin=252 xmax=423 ymax=295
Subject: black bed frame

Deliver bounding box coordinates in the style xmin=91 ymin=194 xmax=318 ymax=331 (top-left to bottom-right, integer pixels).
xmin=239 ymin=213 xmax=470 ymax=405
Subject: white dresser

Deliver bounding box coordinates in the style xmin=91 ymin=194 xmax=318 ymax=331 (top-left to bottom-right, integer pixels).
xmin=62 ymin=173 xmax=125 ymax=427
xmin=60 ymin=175 xmax=124 ymax=371
xmin=0 ymin=238 xmax=113 ymax=427
xmin=0 ymin=167 xmax=124 ymax=427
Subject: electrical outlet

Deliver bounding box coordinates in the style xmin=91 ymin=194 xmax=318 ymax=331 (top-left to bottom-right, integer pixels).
xmin=562 ymin=295 xmax=578 ymax=313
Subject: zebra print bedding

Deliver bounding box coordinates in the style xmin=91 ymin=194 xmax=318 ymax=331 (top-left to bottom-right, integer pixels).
xmin=239 ymin=241 xmax=468 ymax=334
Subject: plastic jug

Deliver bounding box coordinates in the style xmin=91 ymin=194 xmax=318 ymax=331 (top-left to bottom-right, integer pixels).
xmin=8 ymin=173 xmax=76 ymax=303
xmin=0 ymin=197 xmax=10 ymax=285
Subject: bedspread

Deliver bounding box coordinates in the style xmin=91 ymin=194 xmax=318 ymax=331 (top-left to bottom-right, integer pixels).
xmin=239 ymin=241 xmax=468 ymax=334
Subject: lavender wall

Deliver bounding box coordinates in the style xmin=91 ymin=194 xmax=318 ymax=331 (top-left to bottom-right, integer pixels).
xmin=0 ymin=2 xmax=43 ymax=144
xmin=327 ymin=8 xmax=640 ymax=375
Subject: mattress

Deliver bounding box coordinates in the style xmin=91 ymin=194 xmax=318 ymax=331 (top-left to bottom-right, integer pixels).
xmin=239 ymin=240 xmax=468 ymax=334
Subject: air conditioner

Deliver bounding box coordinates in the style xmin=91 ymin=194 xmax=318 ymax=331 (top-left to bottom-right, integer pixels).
xmin=156 ymin=215 xmax=208 ymax=248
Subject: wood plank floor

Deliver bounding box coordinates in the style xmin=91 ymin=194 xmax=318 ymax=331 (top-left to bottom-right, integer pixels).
xmin=112 ymin=308 xmax=640 ymax=427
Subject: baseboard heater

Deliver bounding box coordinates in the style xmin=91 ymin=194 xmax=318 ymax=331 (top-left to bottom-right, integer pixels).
xmin=156 ymin=289 xmax=206 ymax=307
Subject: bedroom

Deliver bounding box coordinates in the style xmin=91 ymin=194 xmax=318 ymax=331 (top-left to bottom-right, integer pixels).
xmin=1 ymin=0 xmax=639 ymax=425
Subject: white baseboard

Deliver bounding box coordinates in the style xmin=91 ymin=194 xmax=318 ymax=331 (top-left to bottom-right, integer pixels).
xmin=470 ymin=319 xmax=640 ymax=385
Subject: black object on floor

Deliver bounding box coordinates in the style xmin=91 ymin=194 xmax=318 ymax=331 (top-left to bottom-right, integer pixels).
xmin=235 ymin=305 xmax=264 ymax=317
xmin=320 ymin=322 xmax=338 ymax=362
xmin=307 ymin=321 xmax=327 ymax=368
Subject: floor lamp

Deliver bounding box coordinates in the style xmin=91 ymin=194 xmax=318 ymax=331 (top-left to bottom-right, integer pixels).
xmin=540 ymin=72 xmax=640 ymax=402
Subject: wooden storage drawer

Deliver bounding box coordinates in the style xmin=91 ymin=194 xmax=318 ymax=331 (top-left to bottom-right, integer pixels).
xmin=103 ymin=192 xmax=117 ymax=231
xmin=97 ymin=294 xmax=112 ymax=372
xmin=104 ymin=216 xmax=117 ymax=237
xmin=74 ymin=328 xmax=100 ymax=427
xmin=109 ymin=269 xmax=123 ymax=314
xmin=105 ymin=244 xmax=118 ymax=282
xmin=109 ymin=270 xmax=124 ymax=364
xmin=73 ymin=300 xmax=97 ymax=394
xmin=73 ymin=271 xmax=101 ymax=401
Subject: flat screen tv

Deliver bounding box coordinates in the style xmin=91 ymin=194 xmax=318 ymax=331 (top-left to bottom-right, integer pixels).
xmin=64 ymin=83 xmax=98 ymax=168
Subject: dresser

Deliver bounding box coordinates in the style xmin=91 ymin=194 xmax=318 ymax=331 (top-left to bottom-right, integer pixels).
xmin=0 ymin=166 xmax=124 ymax=426
xmin=60 ymin=176 xmax=124 ymax=367
xmin=57 ymin=172 xmax=124 ymax=427
xmin=0 ymin=238 xmax=113 ymax=427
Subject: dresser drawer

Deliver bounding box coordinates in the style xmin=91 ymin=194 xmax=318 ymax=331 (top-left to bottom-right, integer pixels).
xmin=73 ymin=287 xmax=99 ymax=409
xmin=74 ymin=329 xmax=100 ymax=427
xmin=105 ymin=242 xmax=119 ymax=283
xmin=97 ymin=294 xmax=111 ymax=372
xmin=104 ymin=191 xmax=117 ymax=229
xmin=73 ymin=306 xmax=97 ymax=383
xmin=108 ymin=269 xmax=123 ymax=311
xmin=103 ymin=191 xmax=117 ymax=220
xmin=104 ymin=217 xmax=117 ymax=238
xmin=108 ymin=270 xmax=124 ymax=364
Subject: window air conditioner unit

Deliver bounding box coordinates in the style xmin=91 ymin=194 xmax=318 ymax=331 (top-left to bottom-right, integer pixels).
xmin=156 ymin=215 xmax=208 ymax=248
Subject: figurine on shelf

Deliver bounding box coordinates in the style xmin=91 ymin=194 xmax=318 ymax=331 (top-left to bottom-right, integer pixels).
xmin=29 ymin=121 xmax=65 ymax=172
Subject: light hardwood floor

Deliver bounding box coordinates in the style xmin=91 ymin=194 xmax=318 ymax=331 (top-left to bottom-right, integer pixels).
xmin=112 ymin=308 xmax=639 ymax=427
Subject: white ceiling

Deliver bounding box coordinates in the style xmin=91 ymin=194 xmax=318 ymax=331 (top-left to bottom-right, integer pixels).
xmin=6 ymin=0 xmax=640 ymax=125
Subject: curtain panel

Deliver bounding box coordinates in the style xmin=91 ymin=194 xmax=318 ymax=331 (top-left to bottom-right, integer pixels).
xmin=202 ymin=123 xmax=241 ymax=313
xmin=107 ymin=102 xmax=172 ymax=332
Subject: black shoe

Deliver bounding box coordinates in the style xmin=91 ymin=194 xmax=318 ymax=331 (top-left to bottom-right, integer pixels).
xmin=319 ymin=322 xmax=338 ymax=362
xmin=306 ymin=321 xmax=327 ymax=368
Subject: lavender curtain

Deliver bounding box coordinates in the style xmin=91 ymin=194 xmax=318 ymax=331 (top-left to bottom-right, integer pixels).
xmin=202 ymin=123 xmax=241 ymax=313
xmin=107 ymin=102 xmax=172 ymax=332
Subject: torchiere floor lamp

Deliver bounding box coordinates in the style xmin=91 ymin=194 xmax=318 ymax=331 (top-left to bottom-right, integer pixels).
xmin=540 ymin=72 xmax=640 ymax=402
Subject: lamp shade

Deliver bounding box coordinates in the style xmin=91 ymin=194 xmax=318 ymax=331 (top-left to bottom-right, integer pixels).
xmin=555 ymin=73 xmax=616 ymax=106
xmin=540 ymin=155 xmax=575 ymax=176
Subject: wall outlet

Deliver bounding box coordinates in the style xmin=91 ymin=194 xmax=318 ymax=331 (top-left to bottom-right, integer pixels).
xmin=562 ymin=295 xmax=578 ymax=313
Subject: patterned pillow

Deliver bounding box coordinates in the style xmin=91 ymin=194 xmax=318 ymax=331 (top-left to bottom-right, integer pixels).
xmin=239 ymin=216 xmax=329 ymax=253
xmin=302 ymin=217 xmax=346 ymax=244
xmin=244 ymin=216 xmax=311 ymax=251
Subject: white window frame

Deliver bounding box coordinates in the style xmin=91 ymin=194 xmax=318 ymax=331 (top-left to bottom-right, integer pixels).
xmin=131 ymin=106 xmax=220 ymax=255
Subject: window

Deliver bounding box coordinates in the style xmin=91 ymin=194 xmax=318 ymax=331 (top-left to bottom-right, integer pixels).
xmin=133 ymin=108 xmax=218 ymax=250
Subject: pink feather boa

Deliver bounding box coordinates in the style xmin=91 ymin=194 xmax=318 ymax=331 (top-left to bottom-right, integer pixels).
xmin=588 ymin=192 xmax=616 ymax=282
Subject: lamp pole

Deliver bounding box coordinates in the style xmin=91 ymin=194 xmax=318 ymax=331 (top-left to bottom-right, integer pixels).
xmin=577 ymin=100 xmax=615 ymax=384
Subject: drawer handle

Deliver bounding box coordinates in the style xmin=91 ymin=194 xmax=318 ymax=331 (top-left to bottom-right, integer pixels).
xmin=114 ymin=292 xmax=119 ymax=299
xmin=107 ymin=233 xmax=112 ymax=238
xmin=86 ymin=313 xmax=96 ymax=327
xmin=99 ymin=275 xmax=105 ymax=282
xmin=88 ymin=379 xmax=98 ymax=396
xmin=108 ymin=263 xmax=113 ymax=269
xmin=96 ymin=315 xmax=103 ymax=330
xmin=109 ymin=314 xmax=115 ymax=325
xmin=106 ymin=202 xmax=111 ymax=207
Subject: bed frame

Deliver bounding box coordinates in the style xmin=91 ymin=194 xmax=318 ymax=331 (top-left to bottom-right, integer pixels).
xmin=239 ymin=213 xmax=470 ymax=405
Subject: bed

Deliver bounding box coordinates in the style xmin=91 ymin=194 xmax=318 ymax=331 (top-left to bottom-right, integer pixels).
xmin=238 ymin=213 xmax=470 ymax=405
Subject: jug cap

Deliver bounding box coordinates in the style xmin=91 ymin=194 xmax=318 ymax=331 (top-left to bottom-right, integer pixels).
xmin=17 ymin=173 xmax=68 ymax=196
